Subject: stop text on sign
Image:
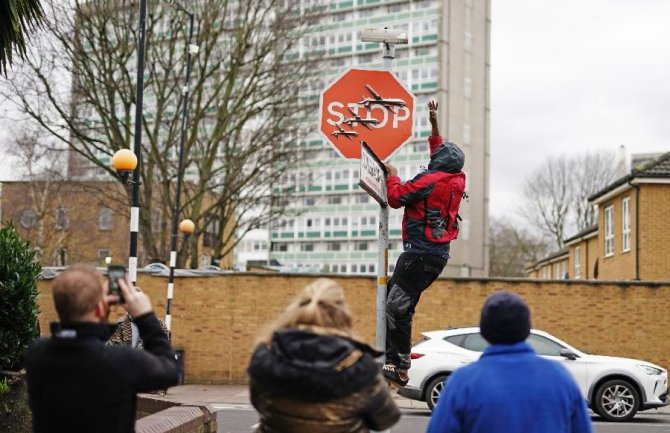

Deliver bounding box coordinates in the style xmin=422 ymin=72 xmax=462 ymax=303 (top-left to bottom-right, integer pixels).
xmin=325 ymin=101 xmax=411 ymax=130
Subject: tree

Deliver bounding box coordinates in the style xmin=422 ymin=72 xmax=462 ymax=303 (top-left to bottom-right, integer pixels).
xmin=0 ymin=222 xmax=41 ymax=371
xmin=0 ymin=0 xmax=44 ymax=76
xmin=5 ymin=130 xmax=70 ymax=264
xmin=488 ymin=217 xmax=551 ymax=277
xmin=520 ymin=151 xmax=619 ymax=249
xmin=1 ymin=0 xmax=321 ymax=267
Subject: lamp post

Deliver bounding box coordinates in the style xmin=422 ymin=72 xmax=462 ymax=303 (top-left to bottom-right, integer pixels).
xmin=165 ymin=218 xmax=194 ymax=337
xmin=127 ymin=0 xmax=149 ymax=285
xmin=112 ymin=148 xmax=140 ymax=276
xmin=165 ymin=0 xmax=198 ymax=338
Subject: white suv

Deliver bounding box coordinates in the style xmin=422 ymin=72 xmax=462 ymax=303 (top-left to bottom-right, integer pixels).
xmin=399 ymin=327 xmax=668 ymax=422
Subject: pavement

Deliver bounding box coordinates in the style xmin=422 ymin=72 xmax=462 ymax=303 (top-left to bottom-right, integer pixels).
xmin=147 ymin=384 xmax=670 ymax=416
xmin=143 ymin=384 xmax=430 ymax=411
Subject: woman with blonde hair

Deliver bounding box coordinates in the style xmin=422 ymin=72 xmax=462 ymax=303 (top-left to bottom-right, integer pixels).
xmin=247 ymin=278 xmax=400 ymax=433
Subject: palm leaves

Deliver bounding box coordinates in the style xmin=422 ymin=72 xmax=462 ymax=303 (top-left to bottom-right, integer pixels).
xmin=0 ymin=0 xmax=45 ymax=76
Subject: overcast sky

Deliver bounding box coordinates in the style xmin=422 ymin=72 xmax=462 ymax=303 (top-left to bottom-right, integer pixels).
xmin=490 ymin=0 xmax=670 ymax=219
xmin=2 ymin=0 xmax=669 ymax=222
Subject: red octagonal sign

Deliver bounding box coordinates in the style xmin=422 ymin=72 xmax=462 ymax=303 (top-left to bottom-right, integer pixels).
xmin=319 ymin=68 xmax=415 ymax=161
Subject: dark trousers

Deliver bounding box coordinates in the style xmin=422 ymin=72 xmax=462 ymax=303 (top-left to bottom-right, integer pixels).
xmin=385 ymin=252 xmax=447 ymax=370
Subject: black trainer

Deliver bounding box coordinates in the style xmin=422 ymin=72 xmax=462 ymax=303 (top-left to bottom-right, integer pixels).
xmin=382 ymin=363 xmax=409 ymax=388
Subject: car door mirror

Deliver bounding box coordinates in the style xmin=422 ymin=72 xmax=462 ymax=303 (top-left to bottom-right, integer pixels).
xmin=560 ymin=348 xmax=579 ymax=360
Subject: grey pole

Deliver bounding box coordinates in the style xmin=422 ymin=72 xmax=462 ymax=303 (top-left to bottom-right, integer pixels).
xmin=166 ymin=2 xmax=198 ymax=338
xmin=372 ymin=40 xmax=397 ymax=433
xmin=375 ymin=42 xmax=396 ymax=355
xmin=129 ymin=0 xmax=148 ymax=285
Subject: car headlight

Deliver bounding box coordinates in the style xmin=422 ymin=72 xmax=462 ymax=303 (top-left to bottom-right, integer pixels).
xmin=637 ymin=365 xmax=663 ymax=375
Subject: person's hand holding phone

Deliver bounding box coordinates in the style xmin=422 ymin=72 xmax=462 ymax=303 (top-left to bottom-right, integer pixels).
xmin=117 ymin=275 xmax=153 ymax=318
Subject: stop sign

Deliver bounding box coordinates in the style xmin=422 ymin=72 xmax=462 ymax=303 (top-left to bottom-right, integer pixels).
xmin=319 ymin=68 xmax=415 ymax=160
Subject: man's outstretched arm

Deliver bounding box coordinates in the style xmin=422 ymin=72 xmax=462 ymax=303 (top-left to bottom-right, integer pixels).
xmin=428 ymin=100 xmax=439 ymax=137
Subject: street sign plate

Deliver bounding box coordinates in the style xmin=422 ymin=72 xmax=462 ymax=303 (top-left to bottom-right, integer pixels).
xmin=359 ymin=142 xmax=387 ymax=206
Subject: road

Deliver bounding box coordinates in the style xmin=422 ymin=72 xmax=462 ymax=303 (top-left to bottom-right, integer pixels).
xmin=214 ymin=405 xmax=670 ymax=433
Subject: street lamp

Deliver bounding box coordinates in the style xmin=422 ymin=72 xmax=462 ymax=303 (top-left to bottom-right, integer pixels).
xmin=165 ymin=217 xmax=195 ymax=337
xmin=165 ymin=0 xmax=199 ymax=339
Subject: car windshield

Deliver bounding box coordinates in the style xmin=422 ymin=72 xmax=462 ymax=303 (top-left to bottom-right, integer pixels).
xmin=447 ymin=332 xmax=572 ymax=357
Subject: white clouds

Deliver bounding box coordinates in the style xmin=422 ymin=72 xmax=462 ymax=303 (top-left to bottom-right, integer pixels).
xmin=490 ymin=0 xmax=670 ymax=219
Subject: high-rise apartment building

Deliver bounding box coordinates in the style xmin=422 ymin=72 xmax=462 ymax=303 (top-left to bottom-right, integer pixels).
xmin=253 ymin=0 xmax=490 ymax=277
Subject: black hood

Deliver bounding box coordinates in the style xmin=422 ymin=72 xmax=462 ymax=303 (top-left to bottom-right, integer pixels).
xmin=428 ymin=141 xmax=465 ymax=173
xmin=248 ymin=328 xmax=381 ymax=401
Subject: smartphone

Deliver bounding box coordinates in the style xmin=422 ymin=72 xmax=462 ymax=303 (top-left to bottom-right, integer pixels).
xmin=107 ymin=265 xmax=126 ymax=304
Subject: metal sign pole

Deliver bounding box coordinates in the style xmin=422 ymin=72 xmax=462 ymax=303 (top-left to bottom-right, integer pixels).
xmin=375 ymin=40 xmax=396 ymax=433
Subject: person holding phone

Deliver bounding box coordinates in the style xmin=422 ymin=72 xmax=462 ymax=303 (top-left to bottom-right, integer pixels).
xmin=26 ymin=265 xmax=180 ymax=433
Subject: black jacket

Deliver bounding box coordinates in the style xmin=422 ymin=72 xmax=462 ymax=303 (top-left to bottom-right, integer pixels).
xmin=248 ymin=326 xmax=400 ymax=433
xmin=26 ymin=312 xmax=180 ymax=433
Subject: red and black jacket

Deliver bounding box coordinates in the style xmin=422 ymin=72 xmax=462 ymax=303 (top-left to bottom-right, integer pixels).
xmin=387 ymin=136 xmax=466 ymax=257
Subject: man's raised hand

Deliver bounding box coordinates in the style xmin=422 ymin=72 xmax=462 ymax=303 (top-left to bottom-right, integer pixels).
xmin=428 ymin=100 xmax=438 ymax=124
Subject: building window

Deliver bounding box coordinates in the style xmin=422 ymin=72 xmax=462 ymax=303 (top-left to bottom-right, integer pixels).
xmin=20 ymin=209 xmax=37 ymax=229
xmin=54 ymin=248 xmax=68 ymax=266
xmin=463 ymin=124 xmax=471 ymax=145
xmin=97 ymin=249 xmax=111 ymax=267
xmin=327 ymin=242 xmax=341 ymax=251
xmin=355 ymin=242 xmax=368 ymax=251
xmin=151 ymin=209 xmax=161 ymax=233
xmin=55 ymin=208 xmax=69 ymax=231
xmin=464 ymin=78 xmax=472 ymax=99
xmin=99 ymin=208 xmax=113 ymax=231
xmin=622 ymin=197 xmax=631 ymax=252
xmin=604 ymin=205 xmax=614 ymax=257
xmin=574 ymin=246 xmax=581 ymax=279
xmin=300 ymin=243 xmax=314 ymax=252
xmin=464 ymin=32 xmax=473 ymax=52
xmin=203 ymin=220 xmax=219 ymax=248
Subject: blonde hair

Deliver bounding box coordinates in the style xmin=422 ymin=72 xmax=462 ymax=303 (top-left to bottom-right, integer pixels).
xmin=52 ymin=265 xmax=104 ymax=322
xmin=257 ymin=278 xmax=354 ymax=345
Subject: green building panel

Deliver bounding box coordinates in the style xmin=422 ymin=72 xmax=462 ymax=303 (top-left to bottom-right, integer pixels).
xmin=361 ymin=230 xmax=376 ymax=236
xmin=390 ymin=229 xmax=402 ymax=236
xmin=334 ymin=184 xmax=349 ymax=191
xmin=307 ymin=232 xmax=320 ymax=238
xmin=333 ymin=231 xmax=347 ymax=237
xmin=280 ymin=233 xmax=295 ymax=238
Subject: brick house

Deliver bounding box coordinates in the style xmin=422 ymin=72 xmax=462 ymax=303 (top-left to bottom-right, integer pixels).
xmin=526 ymin=152 xmax=670 ymax=281
xmin=0 ymin=181 xmax=129 ymax=266
xmin=0 ymin=180 xmax=234 ymax=269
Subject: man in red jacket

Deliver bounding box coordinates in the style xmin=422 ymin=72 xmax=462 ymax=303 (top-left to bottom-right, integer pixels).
xmin=383 ymin=100 xmax=466 ymax=387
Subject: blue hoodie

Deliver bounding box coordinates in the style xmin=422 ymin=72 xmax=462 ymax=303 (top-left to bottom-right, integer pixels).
xmin=426 ymin=342 xmax=593 ymax=433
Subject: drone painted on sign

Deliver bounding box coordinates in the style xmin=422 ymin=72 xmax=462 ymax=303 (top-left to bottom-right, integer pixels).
xmin=331 ymin=84 xmax=407 ymax=139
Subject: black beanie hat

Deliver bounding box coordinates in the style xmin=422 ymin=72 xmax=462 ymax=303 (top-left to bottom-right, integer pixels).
xmin=480 ymin=291 xmax=531 ymax=345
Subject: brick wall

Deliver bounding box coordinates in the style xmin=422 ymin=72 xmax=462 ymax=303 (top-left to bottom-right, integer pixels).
xmin=37 ymin=273 xmax=670 ymax=384
xmin=640 ymin=184 xmax=670 ymax=280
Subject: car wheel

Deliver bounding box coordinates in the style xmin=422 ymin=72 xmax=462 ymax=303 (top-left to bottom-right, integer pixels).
xmin=594 ymin=379 xmax=639 ymax=422
xmin=425 ymin=375 xmax=448 ymax=411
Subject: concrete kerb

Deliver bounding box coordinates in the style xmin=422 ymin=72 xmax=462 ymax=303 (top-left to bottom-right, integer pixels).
xmin=147 ymin=384 xmax=670 ymax=416
xmin=142 ymin=384 xmax=429 ymax=410
xmin=137 ymin=393 xmax=219 ymax=433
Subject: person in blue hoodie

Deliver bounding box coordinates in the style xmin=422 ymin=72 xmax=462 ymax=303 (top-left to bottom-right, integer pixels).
xmin=426 ymin=291 xmax=593 ymax=433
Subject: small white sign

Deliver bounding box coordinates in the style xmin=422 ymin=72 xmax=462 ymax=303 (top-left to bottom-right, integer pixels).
xmin=359 ymin=142 xmax=387 ymax=206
